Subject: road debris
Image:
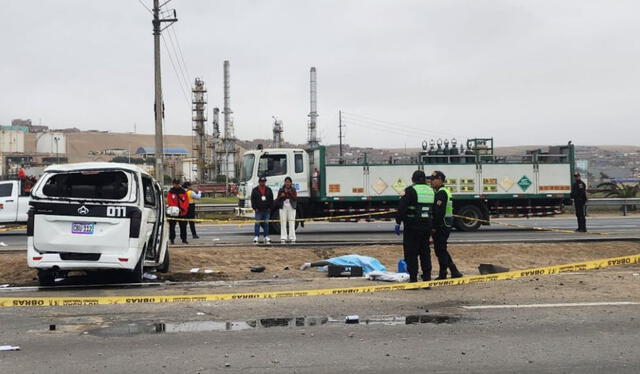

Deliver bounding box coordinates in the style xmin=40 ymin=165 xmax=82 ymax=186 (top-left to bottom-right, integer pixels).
xmin=143 ymin=273 xmax=158 ymax=280
xmin=0 ymin=345 xmax=20 ymax=351
xmin=366 ymin=271 xmax=410 ymax=282
xmin=250 ymin=266 xmax=266 ymax=273
xmin=478 ymin=264 xmax=510 ymax=275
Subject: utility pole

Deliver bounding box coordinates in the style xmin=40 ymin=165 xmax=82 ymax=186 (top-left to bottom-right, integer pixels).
xmin=338 ymin=110 xmax=344 ymax=164
xmin=152 ymin=0 xmax=177 ymax=184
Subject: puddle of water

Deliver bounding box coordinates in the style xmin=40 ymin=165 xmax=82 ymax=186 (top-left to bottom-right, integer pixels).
xmin=90 ymin=314 xmax=458 ymax=336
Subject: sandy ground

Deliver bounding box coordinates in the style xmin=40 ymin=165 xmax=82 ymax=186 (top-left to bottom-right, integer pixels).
xmin=2 ymin=241 xmax=638 ymax=286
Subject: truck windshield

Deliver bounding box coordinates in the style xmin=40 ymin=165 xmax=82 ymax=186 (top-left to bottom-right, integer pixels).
xmin=258 ymin=154 xmax=287 ymax=177
xmin=240 ymin=154 xmax=255 ymax=182
xmin=40 ymin=170 xmax=131 ymax=200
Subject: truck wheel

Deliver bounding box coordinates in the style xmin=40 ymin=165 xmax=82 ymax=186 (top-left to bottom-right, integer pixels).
xmin=455 ymin=205 xmax=483 ymax=232
xmin=37 ymin=270 xmax=55 ymax=287
xmin=157 ymin=245 xmax=170 ymax=273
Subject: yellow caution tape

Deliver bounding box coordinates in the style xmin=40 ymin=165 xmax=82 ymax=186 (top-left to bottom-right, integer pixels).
xmin=1 ymin=253 xmax=638 ymax=308
xmin=168 ymin=209 xmax=396 ymax=225
xmin=453 ymin=214 xmax=609 ymax=236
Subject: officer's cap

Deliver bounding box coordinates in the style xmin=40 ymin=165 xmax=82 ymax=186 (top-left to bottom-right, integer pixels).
xmin=431 ymin=170 xmax=446 ymax=181
xmin=258 ymin=176 xmax=267 ymax=182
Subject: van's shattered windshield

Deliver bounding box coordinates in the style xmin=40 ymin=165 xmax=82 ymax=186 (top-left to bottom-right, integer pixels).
xmin=40 ymin=170 xmax=132 ymax=200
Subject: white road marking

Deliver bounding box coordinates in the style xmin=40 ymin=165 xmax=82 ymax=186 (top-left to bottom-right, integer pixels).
xmin=463 ymin=301 xmax=640 ymax=310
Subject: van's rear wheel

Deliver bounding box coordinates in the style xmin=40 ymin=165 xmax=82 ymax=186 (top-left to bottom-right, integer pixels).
xmin=37 ymin=270 xmax=55 ymax=287
xmin=125 ymin=250 xmax=145 ymax=283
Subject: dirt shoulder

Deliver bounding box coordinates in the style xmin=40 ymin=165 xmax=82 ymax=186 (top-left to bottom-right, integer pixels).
xmin=2 ymin=241 xmax=639 ymax=287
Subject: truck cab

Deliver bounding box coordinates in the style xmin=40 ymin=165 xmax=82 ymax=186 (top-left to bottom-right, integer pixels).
xmin=0 ymin=180 xmax=31 ymax=224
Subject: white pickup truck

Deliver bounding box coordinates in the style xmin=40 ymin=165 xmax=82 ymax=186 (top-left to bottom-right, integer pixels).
xmin=0 ymin=180 xmax=30 ymax=224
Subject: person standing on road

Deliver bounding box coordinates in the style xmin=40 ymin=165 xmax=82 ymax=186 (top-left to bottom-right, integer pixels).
xmin=251 ymin=176 xmax=274 ymax=244
xmin=182 ymin=181 xmax=202 ymax=239
xmin=430 ymin=171 xmax=463 ymax=280
xmin=277 ymin=176 xmax=298 ymax=243
xmin=571 ymin=172 xmax=588 ymax=232
xmin=395 ymin=170 xmax=435 ymax=283
xmin=167 ymin=179 xmax=189 ymax=245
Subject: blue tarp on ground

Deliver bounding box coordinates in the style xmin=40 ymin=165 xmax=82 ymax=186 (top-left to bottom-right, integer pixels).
xmin=325 ymin=255 xmax=386 ymax=273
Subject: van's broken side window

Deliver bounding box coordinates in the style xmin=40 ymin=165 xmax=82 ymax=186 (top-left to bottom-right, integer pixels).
xmin=42 ymin=171 xmax=130 ymax=200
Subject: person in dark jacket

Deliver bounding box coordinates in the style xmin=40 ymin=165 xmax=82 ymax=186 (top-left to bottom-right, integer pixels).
xmin=166 ymin=179 xmax=189 ymax=245
xmin=276 ymin=176 xmax=298 ymax=243
xmin=251 ymin=176 xmax=274 ymax=244
xmin=570 ymin=172 xmax=588 ymax=232
xmin=430 ymin=170 xmax=463 ymax=279
xmin=395 ymin=170 xmax=435 ymax=283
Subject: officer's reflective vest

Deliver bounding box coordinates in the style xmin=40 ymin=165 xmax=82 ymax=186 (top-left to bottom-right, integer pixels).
xmin=408 ymin=184 xmax=435 ymax=219
xmin=440 ymin=186 xmax=454 ymax=227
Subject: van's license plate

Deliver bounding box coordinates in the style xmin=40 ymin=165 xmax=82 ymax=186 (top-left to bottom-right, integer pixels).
xmin=72 ymin=222 xmax=95 ymax=235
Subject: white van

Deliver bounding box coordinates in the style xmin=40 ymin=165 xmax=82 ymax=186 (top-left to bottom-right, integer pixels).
xmin=27 ymin=163 xmax=169 ymax=286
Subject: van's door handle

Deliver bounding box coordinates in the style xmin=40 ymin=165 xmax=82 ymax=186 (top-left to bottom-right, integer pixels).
xmin=6 ymin=200 xmax=14 ymax=202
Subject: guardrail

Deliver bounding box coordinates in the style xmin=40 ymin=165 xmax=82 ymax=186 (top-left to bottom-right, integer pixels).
xmin=195 ymin=203 xmax=236 ymax=213
xmin=587 ymin=198 xmax=640 ymax=216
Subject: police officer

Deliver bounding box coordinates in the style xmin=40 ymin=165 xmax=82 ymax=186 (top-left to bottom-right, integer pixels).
xmin=395 ymin=170 xmax=435 ymax=283
xmin=571 ymin=172 xmax=588 ymax=232
xmin=430 ymin=171 xmax=463 ymax=279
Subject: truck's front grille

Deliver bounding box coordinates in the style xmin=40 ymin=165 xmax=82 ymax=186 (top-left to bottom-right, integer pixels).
xmin=59 ymin=253 xmax=101 ymax=261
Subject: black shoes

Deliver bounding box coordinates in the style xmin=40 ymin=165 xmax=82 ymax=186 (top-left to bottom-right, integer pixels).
xmin=170 ymin=240 xmax=174 ymax=245
xmin=182 ymin=240 xmax=189 ymax=244
xmin=435 ymin=271 xmax=463 ymax=280
xmin=193 ymin=235 xmax=199 ymax=239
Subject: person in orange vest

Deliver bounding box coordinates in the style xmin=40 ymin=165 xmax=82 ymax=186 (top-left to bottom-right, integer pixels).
xmin=182 ymin=181 xmax=202 ymax=239
xmin=18 ymin=165 xmax=27 ymax=180
xmin=166 ymin=179 xmax=189 ymax=245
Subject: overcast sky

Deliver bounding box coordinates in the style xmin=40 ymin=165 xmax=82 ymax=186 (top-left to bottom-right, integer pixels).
xmin=1 ymin=0 xmax=639 ymax=148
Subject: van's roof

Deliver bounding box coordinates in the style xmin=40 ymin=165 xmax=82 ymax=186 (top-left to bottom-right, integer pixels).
xmin=44 ymin=162 xmax=149 ymax=175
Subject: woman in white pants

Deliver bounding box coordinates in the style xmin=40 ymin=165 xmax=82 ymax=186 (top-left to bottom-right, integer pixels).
xmin=277 ymin=176 xmax=298 ymax=243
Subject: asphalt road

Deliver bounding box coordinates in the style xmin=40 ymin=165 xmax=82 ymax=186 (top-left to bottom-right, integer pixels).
xmin=1 ymin=270 xmax=639 ymax=373
xmin=1 ymin=216 xmax=638 ymax=250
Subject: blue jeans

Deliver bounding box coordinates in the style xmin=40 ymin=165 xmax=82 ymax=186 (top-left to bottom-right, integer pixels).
xmin=254 ymin=211 xmax=270 ymax=237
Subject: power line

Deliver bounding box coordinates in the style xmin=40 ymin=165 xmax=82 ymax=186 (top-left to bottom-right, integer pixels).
xmin=169 ymin=26 xmax=191 ymax=82
xmin=342 ymin=111 xmax=463 ymax=139
xmin=161 ymin=34 xmax=190 ymax=105
xmin=164 ymin=30 xmax=191 ymax=95
xmin=136 ymin=0 xmax=152 ymax=13
xmin=341 ymin=115 xmax=441 ymax=140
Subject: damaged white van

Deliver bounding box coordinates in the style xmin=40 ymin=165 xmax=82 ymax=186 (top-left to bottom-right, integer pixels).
xmin=27 ymin=163 xmax=169 ymax=286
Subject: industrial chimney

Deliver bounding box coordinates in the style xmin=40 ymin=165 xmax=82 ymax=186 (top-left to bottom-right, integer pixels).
xmin=307 ymin=67 xmax=319 ymax=148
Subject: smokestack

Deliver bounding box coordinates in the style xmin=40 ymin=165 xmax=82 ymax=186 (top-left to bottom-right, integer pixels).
xmin=307 ymin=67 xmax=319 ymax=148
xmin=273 ymin=117 xmax=284 ymax=148
xmin=223 ymin=60 xmax=233 ymax=139
xmin=212 ymin=107 xmax=220 ymax=138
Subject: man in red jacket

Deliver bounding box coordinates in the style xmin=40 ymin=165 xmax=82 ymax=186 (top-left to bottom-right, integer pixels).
xmin=167 ymin=179 xmax=189 ymax=245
